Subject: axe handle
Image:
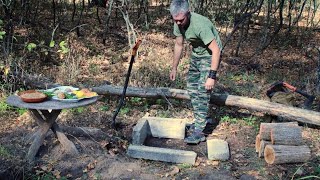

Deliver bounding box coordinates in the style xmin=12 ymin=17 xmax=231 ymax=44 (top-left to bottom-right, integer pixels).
xmin=283 ymin=82 xmax=297 ymax=91
xmin=111 ymin=40 xmax=142 ymax=128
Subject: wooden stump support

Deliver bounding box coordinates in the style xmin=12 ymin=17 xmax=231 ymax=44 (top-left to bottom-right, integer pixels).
xmin=28 ymin=110 xmax=79 ymax=162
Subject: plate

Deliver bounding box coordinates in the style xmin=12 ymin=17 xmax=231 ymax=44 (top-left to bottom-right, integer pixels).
xmin=45 ymin=86 xmax=79 ymax=93
xmin=52 ymin=95 xmax=98 ymax=103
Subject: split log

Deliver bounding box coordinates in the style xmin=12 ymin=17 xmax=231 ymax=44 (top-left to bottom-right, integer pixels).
xmin=22 ymin=76 xmax=320 ymax=126
xmin=259 ymin=122 xmax=298 ymax=140
xmin=255 ymin=134 xmax=261 ymax=153
xmin=271 ymin=126 xmax=303 ymax=145
xmin=264 ymin=145 xmax=311 ymax=165
xmin=258 ymin=140 xmax=271 ymax=158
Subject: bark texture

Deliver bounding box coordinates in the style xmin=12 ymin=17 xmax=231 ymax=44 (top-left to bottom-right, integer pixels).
xmin=264 ymin=145 xmax=311 ymax=164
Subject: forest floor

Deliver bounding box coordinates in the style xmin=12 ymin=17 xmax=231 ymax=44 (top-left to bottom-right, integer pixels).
xmin=0 ymin=8 xmax=320 ymax=180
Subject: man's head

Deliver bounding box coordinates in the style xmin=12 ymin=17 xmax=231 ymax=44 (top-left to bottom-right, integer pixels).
xmin=170 ymin=0 xmax=190 ymax=28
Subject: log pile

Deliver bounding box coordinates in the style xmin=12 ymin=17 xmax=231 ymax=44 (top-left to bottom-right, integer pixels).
xmin=255 ymin=122 xmax=311 ymax=165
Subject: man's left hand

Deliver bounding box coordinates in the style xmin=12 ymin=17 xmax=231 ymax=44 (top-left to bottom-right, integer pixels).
xmin=205 ymin=78 xmax=216 ymax=90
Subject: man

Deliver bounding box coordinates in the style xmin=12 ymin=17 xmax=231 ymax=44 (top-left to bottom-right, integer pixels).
xmin=169 ymin=0 xmax=222 ymax=144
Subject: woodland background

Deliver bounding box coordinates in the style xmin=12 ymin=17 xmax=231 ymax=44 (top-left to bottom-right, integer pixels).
xmin=0 ymin=0 xmax=320 ymax=179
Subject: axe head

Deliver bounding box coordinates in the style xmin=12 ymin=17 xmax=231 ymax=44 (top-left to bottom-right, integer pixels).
xmin=266 ymin=81 xmax=288 ymax=99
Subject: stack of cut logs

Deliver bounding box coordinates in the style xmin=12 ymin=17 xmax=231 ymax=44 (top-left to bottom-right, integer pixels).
xmin=255 ymin=122 xmax=311 ymax=165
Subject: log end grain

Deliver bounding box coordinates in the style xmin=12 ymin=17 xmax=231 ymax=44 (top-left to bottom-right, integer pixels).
xmin=264 ymin=145 xmax=275 ymax=164
xmin=255 ymin=134 xmax=261 ymax=153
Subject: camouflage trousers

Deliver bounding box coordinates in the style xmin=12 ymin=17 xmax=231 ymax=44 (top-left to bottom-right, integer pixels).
xmin=187 ymin=56 xmax=211 ymax=131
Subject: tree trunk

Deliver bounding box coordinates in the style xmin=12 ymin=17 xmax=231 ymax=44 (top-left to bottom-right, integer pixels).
xmin=270 ymin=126 xmax=303 ymax=145
xmin=264 ymin=145 xmax=311 ymax=165
xmin=258 ymin=140 xmax=271 ymax=158
xmin=259 ymin=122 xmax=298 ymax=140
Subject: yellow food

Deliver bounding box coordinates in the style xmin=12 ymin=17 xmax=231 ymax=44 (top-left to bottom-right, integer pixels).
xmin=75 ymin=91 xmax=85 ymax=98
xmin=72 ymin=89 xmax=97 ymax=99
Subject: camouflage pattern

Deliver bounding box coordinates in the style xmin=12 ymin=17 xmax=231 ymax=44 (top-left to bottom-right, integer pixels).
xmin=187 ymin=56 xmax=211 ymax=131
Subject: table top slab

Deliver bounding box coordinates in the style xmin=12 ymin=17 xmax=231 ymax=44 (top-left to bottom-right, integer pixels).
xmin=6 ymin=95 xmax=98 ymax=110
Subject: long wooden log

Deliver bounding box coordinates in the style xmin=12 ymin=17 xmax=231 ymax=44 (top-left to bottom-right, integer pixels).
xmin=264 ymin=145 xmax=311 ymax=165
xmin=92 ymin=85 xmax=320 ymax=126
xmin=22 ymin=77 xmax=320 ymax=126
xmin=259 ymin=122 xmax=298 ymax=140
xmin=271 ymin=126 xmax=303 ymax=145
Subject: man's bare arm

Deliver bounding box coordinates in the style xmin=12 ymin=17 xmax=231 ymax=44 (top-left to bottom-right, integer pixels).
xmin=172 ymin=36 xmax=184 ymax=71
xmin=207 ymin=39 xmax=221 ymax=71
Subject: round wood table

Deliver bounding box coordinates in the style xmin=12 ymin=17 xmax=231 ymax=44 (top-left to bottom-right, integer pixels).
xmin=6 ymin=95 xmax=98 ymax=163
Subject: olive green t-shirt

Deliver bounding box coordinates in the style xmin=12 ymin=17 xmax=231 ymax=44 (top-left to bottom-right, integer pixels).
xmin=173 ymin=12 xmax=222 ymax=58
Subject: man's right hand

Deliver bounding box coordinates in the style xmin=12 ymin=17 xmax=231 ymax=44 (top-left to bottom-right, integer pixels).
xmin=170 ymin=69 xmax=177 ymax=81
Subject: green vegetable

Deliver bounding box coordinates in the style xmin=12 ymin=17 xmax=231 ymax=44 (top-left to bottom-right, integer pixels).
xmin=65 ymin=93 xmax=77 ymax=99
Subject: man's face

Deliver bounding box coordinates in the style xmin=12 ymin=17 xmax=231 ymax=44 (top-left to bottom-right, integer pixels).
xmin=173 ymin=12 xmax=189 ymax=28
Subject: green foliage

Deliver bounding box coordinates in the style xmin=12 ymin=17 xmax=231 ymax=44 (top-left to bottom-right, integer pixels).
xmin=49 ymin=40 xmax=55 ymax=48
xmin=220 ymin=115 xmax=238 ymax=124
xmin=0 ymin=145 xmax=10 ymax=158
xmin=156 ymin=99 xmax=166 ymax=106
xmin=57 ymin=41 xmax=70 ymax=54
xmin=119 ymin=107 xmax=130 ymax=115
xmin=17 ymin=108 xmax=27 ymax=115
xmin=177 ymin=163 xmax=193 ymax=169
xmin=0 ymin=31 xmax=5 ymax=40
xmin=27 ymin=43 xmax=37 ymax=52
xmin=0 ymin=19 xmax=5 ymax=40
xmin=75 ymin=107 xmax=85 ymax=113
xmin=99 ymin=105 xmax=109 ymax=111
xmin=0 ymin=100 xmax=10 ymax=113
xmin=70 ymin=107 xmax=85 ymax=114
xmin=130 ymin=97 xmax=142 ymax=103
xmin=0 ymin=99 xmax=26 ymax=115
xmin=242 ymin=116 xmax=260 ymax=131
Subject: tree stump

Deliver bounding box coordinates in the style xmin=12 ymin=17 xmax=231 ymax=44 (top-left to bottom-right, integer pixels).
xmin=264 ymin=145 xmax=311 ymax=164
xmin=259 ymin=122 xmax=298 ymax=140
xmin=271 ymin=126 xmax=303 ymax=145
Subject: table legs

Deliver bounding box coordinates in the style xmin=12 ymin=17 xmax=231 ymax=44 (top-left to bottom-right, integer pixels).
xmin=28 ymin=109 xmax=79 ymax=162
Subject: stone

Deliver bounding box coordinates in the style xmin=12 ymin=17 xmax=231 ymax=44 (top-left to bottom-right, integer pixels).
xmin=132 ymin=119 xmax=150 ymax=145
xmin=127 ymin=145 xmax=197 ymax=164
xmin=145 ymin=117 xmax=186 ymax=139
xmin=207 ymin=139 xmax=230 ymax=161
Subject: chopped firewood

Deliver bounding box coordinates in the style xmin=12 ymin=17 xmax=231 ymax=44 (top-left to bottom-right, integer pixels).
xmin=258 ymin=140 xmax=271 ymax=158
xmin=259 ymin=122 xmax=298 ymax=140
xmin=270 ymin=126 xmax=303 ymax=145
xmin=264 ymin=145 xmax=311 ymax=165
xmin=255 ymin=134 xmax=261 ymax=153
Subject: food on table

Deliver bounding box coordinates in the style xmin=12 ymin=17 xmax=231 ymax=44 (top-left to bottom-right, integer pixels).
xmin=18 ymin=90 xmax=47 ymax=103
xmin=73 ymin=89 xmax=98 ymax=99
xmin=20 ymin=92 xmax=46 ymax=99
xmin=57 ymin=92 xmax=66 ymax=99
xmin=42 ymin=86 xmax=98 ymax=101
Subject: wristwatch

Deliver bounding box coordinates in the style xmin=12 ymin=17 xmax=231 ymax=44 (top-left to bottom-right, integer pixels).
xmin=208 ymin=70 xmax=217 ymax=80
